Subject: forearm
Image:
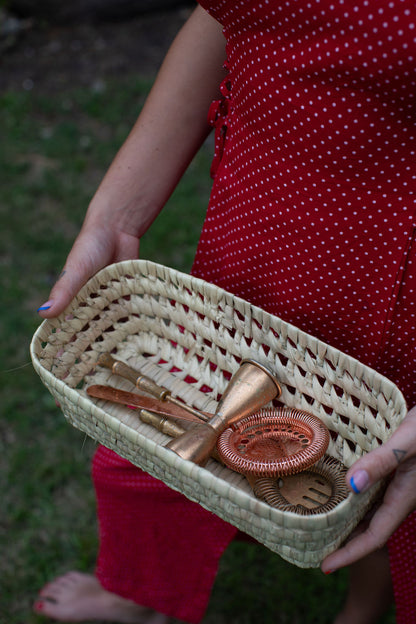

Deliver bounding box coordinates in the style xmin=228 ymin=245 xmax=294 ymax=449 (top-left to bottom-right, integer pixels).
xmin=85 ymin=5 xmax=226 ymax=237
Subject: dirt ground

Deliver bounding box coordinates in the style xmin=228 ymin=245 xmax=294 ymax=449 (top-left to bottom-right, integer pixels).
xmin=0 ymin=7 xmax=192 ymax=93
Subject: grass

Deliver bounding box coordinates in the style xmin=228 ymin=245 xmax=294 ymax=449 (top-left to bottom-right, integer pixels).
xmin=0 ymin=69 xmax=396 ymax=624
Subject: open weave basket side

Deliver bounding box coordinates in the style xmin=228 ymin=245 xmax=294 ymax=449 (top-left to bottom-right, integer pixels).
xmin=30 ymin=260 xmax=407 ymax=567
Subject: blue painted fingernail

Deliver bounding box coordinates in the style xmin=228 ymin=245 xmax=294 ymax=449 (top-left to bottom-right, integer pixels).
xmin=37 ymin=300 xmax=52 ymax=312
xmin=350 ymin=470 xmax=369 ymax=494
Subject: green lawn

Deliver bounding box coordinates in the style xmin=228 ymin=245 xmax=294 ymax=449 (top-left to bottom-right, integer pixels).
xmin=0 ymin=74 xmax=395 ymax=623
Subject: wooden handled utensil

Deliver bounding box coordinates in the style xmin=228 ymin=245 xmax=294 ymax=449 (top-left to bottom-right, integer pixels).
xmin=97 ymin=353 xmax=209 ymax=422
xmin=86 ymin=384 xmax=211 ymax=423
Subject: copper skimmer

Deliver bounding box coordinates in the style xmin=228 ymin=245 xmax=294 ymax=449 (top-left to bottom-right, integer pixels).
xmin=216 ymin=407 xmax=349 ymax=515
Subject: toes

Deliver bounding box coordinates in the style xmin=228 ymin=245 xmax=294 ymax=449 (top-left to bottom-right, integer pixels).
xmin=34 ymin=572 xmax=103 ymax=622
xmin=38 ymin=584 xmax=57 ymax=599
xmin=38 ymin=578 xmax=66 ymax=599
xmin=33 ymin=599 xmax=59 ymax=618
xmin=33 ymin=599 xmax=70 ymax=621
xmin=38 ymin=571 xmax=89 ymax=598
xmin=33 ymin=600 xmax=44 ymax=613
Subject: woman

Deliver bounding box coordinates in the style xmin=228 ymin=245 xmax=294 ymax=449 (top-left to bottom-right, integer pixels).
xmin=35 ymin=2 xmax=416 ymax=622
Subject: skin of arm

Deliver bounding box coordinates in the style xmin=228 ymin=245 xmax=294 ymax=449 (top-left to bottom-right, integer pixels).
xmin=38 ymin=5 xmax=226 ymax=318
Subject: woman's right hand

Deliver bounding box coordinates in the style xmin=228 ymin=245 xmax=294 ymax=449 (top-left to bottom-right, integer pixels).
xmin=37 ymin=220 xmax=140 ymax=318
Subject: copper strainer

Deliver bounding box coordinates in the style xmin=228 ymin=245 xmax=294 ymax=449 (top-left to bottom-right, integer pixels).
xmin=216 ymin=407 xmax=330 ymax=478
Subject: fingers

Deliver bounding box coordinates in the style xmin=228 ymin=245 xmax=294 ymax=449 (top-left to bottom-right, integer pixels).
xmin=37 ymin=228 xmax=140 ymax=318
xmin=38 ymin=266 xmax=90 ymax=318
xmin=345 ymin=407 xmax=416 ymax=496
xmin=322 ymin=472 xmax=415 ymax=572
xmin=37 ymin=231 xmax=105 ymax=318
xmin=321 ymin=406 xmax=416 ymax=573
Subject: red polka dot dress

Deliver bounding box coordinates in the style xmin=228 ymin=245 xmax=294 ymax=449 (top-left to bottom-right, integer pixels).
xmin=192 ymin=1 xmax=416 ymax=622
xmin=93 ymin=2 xmax=416 ymax=622
xmin=194 ymin=0 xmax=416 ymax=399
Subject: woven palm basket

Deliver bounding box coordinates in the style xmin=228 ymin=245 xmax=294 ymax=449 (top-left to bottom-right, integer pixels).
xmin=30 ymin=259 xmax=407 ymax=568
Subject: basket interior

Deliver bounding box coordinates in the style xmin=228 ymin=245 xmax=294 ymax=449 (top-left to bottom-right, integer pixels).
xmin=32 ymin=259 xmax=407 ymax=470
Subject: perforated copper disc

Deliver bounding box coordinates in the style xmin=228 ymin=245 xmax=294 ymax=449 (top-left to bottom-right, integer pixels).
xmin=217 ymin=407 xmax=330 ymax=478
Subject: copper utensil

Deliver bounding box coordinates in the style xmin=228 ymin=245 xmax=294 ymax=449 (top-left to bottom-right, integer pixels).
xmin=88 ymin=380 xmax=345 ymax=514
xmin=86 ymin=384 xmax=210 ymax=423
xmin=88 ymin=399 xmax=223 ymax=462
xmin=142 ymin=410 xmax=224 ymax=462
xmin=216 ymin=407 xmax=330 ymax=478
xmin=166 ymin=360 xmax=282 ymax=465
xmin=97 ymin=353 xmax=209 ymax=422
xmin=139 ymin=409 xmax=189 ymax=437
xmin=142 ymin=407 xmax=345 ymax=515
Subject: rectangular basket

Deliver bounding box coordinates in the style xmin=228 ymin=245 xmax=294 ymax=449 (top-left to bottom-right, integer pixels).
xmin=30 ymin=259 xmax=407 ymax=568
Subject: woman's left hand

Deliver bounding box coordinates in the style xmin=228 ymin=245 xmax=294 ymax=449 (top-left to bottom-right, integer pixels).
xmin=321 ymin=404 xmax=416 ymax=573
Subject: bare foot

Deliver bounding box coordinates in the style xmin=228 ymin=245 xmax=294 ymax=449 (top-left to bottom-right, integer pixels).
xmin=33 ymin=571 xmax=170 ymax=623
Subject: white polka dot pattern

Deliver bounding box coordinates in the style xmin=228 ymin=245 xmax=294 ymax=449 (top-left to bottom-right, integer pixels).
xmin=193 ymin=0 xmax=416 ymax=406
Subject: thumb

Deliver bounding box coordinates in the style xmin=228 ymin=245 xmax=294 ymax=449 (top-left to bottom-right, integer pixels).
xmin=347 ymin=407 xmax=416 ymax=495
xmin=37 ymin=264 xmax=92 ymax=318
xmin=37 ymin=229 xmax=113 ymax=318
xmin=37 ymin=228 xmax=141 ymax=319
